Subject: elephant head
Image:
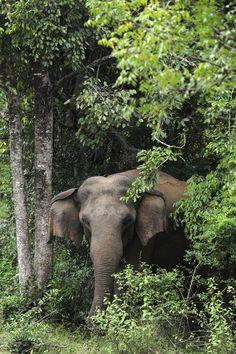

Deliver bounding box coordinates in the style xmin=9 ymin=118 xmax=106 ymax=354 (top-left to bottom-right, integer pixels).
xmin=48 ymin=170 xmax=186 ymax=316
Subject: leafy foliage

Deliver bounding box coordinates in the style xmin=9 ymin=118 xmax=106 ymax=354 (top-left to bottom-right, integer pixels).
xmin=176 ymin=126 xmax=236 ymax=271
xmin=87 ymin=0 xmax=235 ymax=139
xmin=92 ymin=264 xmax=186 ymax=354
xmin=92 ymin=264 xmax=235 ymax=354
xmin=122 ymin=146 xmax=181 ymax=202
xmin=3 ymin=0 xmax=88 ymax=68
xmin=77 ymin=77 xmax=136 ymax=147
xmin=46 ymin=240 xmax=93 ymax=324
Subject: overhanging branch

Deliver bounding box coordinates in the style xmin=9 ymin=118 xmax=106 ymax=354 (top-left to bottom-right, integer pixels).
xmin=55 ymin=54 xmax=113 ymax=89
xmin=110 ymin=127 xmax=139 ymax=153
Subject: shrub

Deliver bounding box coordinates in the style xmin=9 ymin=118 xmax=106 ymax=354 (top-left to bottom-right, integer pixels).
xmin=91 ymin=263 xmax=236 ymax=354
xmin=4 ymin=294 xmax=50 ymax=354
xmin=91 ymin=264 xmax=187 ymax=354
xmin=46 ymin=239 xmax=94 ymax=325
xmin=199 ymin=278 xmax=235 ymax=354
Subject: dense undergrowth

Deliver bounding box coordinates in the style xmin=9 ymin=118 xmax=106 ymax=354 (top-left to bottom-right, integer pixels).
xmin=0 ymin=228 xmax=235 ymax=354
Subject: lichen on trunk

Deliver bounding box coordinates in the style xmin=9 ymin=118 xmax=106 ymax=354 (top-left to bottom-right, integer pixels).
xmin=33 ymin=67 xmax=53 ymax=291
xmin=8 ymin=88 xmax=33 ymax=289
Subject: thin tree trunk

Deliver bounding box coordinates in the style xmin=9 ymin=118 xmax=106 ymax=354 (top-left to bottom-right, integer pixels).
xmin=8 ymin=89 xmax=33 ymax=289
xmin=33 ymin=69 xmax=53 ymax=291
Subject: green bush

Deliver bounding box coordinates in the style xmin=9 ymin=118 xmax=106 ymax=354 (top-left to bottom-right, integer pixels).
xmin=0 ymin=236 xmax=93 ymax=352
xmin=204 ymin=279 xmax=234 ymax=354
xmin=3 ymin=292 xmax=52 ymax=353
xmin=91 ymin=264 xmax=187 ymax=354
xmin=46 ymin=240 xmax=94 ymax=324
xmin=172 ymin=126 xmax=236 ymax=352
xmin=91 ymin=263 xmax=235 ymax=354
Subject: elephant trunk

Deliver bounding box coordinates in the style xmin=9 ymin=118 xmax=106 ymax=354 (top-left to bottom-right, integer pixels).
xmin=89 ymin=233 xmax=123 ymax=317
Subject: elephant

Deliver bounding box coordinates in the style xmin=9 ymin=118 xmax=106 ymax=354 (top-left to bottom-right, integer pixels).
xmin=48 ymin=169 xmax=187 ymax=317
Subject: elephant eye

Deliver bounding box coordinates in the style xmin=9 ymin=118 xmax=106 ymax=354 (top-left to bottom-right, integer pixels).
xmin=81 ymin=215 xmax=90 ymax=227
xmin=122 ymin=215 xmax=133 ymax=228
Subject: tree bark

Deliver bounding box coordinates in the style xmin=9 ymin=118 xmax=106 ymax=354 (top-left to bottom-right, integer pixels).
xmin=8 ymin=89 xmax=33 ymax=289
xmin=33 ymin=69 xmax=53 ymax=291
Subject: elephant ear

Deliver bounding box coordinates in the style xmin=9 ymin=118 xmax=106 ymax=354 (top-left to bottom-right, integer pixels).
xmin=135 ymin=191 xmax=168 ymax=246
xmin=48 ymin=188 xmax=83 ymax=248
xmin=135 ymin=172 xmax=187 ymax=246
xmin=155 ymin=172 xmax=187 ymax=213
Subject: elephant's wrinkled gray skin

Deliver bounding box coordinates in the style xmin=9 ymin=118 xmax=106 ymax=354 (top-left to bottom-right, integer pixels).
xmin=49 ymin=170 xmax=187 ymax=317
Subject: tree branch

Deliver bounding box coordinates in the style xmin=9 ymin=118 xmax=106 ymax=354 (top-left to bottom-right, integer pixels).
xmin=110 ymin=127 xmax=140 ymax=153
xmin=153 ymin=134 xmax=186 ymax=149
xmin=55 ymin=54 xmax=113 ymax=88
xmin=86 ymin=54 xmax=113 ymax=69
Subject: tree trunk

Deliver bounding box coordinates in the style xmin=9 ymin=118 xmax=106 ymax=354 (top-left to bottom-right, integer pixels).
xmin=33 ymin=68 xmax=53 ymax=291
xmin=8 ymin=89 xmax=33 ymax=289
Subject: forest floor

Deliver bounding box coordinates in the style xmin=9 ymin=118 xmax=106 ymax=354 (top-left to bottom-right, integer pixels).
xmin=0 ymin=324 xmax=204 ymax=354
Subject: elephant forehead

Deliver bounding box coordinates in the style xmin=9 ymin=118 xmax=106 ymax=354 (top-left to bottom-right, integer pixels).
xmin=83 ymin=195 xmax=134 ymax=217
xmin=81 ymin=176 xmax=107 ymax=188
xmin=93 ymin=205 xmax=128 ymax=217
xmin=107 ymin=174 xmax=132 ymax=187
xmin=79 ymin=180 xmax=129 ymax=200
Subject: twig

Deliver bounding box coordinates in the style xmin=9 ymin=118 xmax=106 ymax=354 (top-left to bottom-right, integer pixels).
xmin=177 ymin=264 xmax=200 ymax=338
xmin=153 ymin=134 xmax=186 ymax=149
xmin=55 ymin=71 xmax=78 ymax=87
xmin=228 ymin=88 xmax=234 ymax=134
xmin=110 ymin=127 xmax=140 ymax=153
xmin=55 ymin=55 xmax=113 ymax=88
xmin=186 ymin=264 xmax=199 ymax=303
xmin=86 ymin=54 xmax=113 ymax=69
xmin=36 ymin=309 xmax=60 ymax=323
